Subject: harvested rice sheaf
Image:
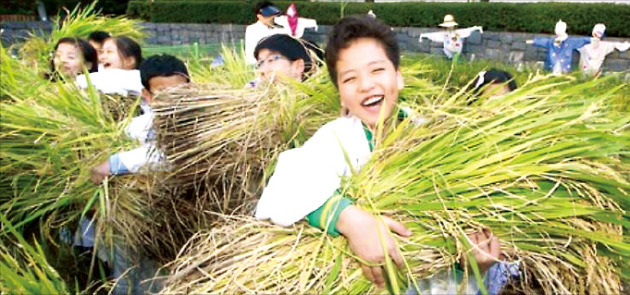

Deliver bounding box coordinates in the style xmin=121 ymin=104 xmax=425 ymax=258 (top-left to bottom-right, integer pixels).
xmin=151 ymin=82 xmax=341 ymax=215
xmin=161 ymin=75 xmax=629 ymax=294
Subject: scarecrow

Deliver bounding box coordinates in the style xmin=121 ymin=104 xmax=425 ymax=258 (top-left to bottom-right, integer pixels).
xmin=419 ymin=14 xmax=483 ymax=62
xmin=578 ymin=23 xmax=630 ymax=77
xmin=526 ymin=20 xmax=591 ymax=74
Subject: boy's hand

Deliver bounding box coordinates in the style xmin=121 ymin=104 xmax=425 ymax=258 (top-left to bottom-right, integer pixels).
xmin=336 ymin=206 xmax=411 ymax=288
xmin=466 ymin=228 xmax=501 ymax=273
xmin=91 ymin=160 xmax=110 ymax=184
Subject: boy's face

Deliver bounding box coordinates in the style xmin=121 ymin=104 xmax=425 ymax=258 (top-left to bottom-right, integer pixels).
xmin=256 ymin=49 xmax=304 ymax=82
xmin=483 ymin=83 xmax=511 ymax=98
xmin=142 ymin=75 xmax=189 ymax=102
xmin=335 ymin=38 xmax=403 ymax=129
xmin=89 ymin=40 xmax=103 ymax=57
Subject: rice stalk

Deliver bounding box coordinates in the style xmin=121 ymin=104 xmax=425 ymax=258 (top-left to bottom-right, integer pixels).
xmin=0 ymin=214 xmax=70 ymax=294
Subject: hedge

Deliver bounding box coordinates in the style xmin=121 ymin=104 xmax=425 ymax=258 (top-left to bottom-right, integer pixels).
xmin=127 ymin=1 xmax=630 ymax=38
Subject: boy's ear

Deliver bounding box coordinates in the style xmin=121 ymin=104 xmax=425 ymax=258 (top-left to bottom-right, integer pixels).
xmin=291 ymin=59 xmax=306 ymax=79
xmin=142 ymin=88 xmax=153 ymax=103
xmin=396 ymin=70 xmax=404 ymax=90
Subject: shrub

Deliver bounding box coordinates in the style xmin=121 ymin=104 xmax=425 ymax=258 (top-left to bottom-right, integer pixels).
xmin=126 ymin=1 xmax=630 ymax=37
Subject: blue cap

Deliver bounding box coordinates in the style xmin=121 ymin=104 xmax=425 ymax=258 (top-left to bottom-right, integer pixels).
xmin=259 ymin=5 xmax=281 ymax=16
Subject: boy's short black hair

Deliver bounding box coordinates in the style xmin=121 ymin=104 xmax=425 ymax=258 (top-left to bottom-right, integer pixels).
xmin=472 ymin=68 xmax=518 ymax=95
xmin=139 ymin=54 xmax=190 ymax=91
xmin=88 ymin=30 xmax=110 ymax=44
xmin=107 ymin=36 xmax=143 ymax=69
xmin=254 ymin=34 xmax=316 ymax=78
xmin=325 ymin=15 xmax=399 ymax=88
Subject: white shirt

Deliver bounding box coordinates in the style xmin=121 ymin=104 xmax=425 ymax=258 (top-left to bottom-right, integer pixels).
xmin=76 ymin=68 xmax=143 ymax=96
xmin=245 ymin=21 xmax=285 ymax=65
xmin=256 ymin=116 xmax=371 ymax=226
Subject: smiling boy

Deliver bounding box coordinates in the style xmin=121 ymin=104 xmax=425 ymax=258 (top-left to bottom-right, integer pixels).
xmin=255 ymin=16 xmax=513 ymax=293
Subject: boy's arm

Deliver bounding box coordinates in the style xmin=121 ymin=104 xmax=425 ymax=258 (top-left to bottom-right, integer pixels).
xmin=91 ymin=152 xmax=132 ymax=184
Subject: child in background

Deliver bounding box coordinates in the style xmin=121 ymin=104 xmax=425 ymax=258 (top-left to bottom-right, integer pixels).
xmin=47 ymin=37 xmax=98 ymax=80
xmin=245 ymin=1 xmax=284 ymax=65
xmin=99 ymin=36 xmax=142 ymax=70
xmin=472 ymin=68 xmax=518 ymax=99
xmin=76 ymin=36 xmax=144 ymax=96
xmin=256 ymin=16 xmax=518 ymax=294
xmin=253 ymin=34 xmax=319 ymax=84
xmin=90 ymin=54 xmax=189 ymax=295
xmin=91 ymin=54 xmax=189 ymax=183
xmin=87 ymin=30 xmax=110 ymax=61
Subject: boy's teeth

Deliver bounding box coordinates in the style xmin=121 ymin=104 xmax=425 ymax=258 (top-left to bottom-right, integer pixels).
xmin=362 ymin=96 xmax=383 ymax=106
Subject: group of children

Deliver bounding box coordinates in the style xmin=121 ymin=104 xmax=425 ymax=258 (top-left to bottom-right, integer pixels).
xmin=45 ymin=8 xmax=532 ymax=294
xmin=49 ymin=32 xmax=192 ymax=294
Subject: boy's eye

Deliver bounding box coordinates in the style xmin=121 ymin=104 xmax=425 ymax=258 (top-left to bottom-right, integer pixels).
xmin=372 ymin=68 xmax=385 ymax=73
xmin=342 ymin=77 xmax=356 ymax=84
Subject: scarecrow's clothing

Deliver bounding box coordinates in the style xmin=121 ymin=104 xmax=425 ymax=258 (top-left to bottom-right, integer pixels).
xmin=420 ymin=27 xmax=483 ymax=59
xmin=109 ymin=108 xmax=164 ymax=175
xmin=76 ymin=68 xmax=143 ymax=96
xmin=245 ymin=21 xmax=285 ymax=65
xmin=256 ymin=116 xmax=371 ymax=226
xmin=532 ymin=37 xmax=591 ymax=74
xmin=274 ymin=15 xmax=318 ymax=38
xmin=578 ymin=40 xmax=630 ymax=76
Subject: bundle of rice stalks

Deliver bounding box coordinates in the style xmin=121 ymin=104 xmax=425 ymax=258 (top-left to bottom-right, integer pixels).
xmin=16 ymin=1 xmax=144 ymax=68
xmin=153 ymin=59 xmax=438 ymax=216
xmin=151 ymin=79 xmax=341 ymax=215
xmin=102 ymin=173 xmax=215 ymax=261
xmin=161 ymin=74 xmax=629 ymax=294
xmin=0 ymin=79 xmax=135 ymax=238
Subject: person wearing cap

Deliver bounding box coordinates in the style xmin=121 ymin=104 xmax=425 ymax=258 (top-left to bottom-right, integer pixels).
xmin=245 ymin=1 xmax=284 ymax=65
xmin=577 ymin=24 xmax=630 ymax=77
xmin=246 ymin=34 xmax=322 ymax=87
xmin=419 ymin=14 xmax=483 ymax=62
xmin=526 ymin=20 xmax=591 ymax=74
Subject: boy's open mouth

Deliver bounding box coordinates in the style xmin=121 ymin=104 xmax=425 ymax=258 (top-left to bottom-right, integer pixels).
xmin=362 ymin=95 xmax=384 ymax=109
